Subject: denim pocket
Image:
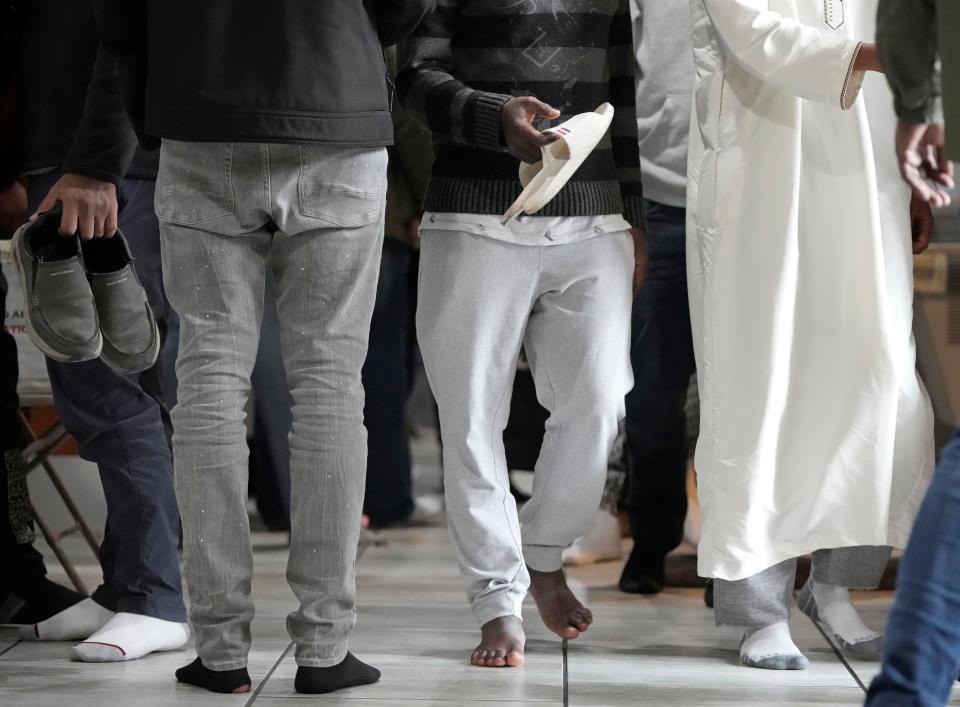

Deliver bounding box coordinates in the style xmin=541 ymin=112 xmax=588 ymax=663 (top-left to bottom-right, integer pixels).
xmin=156 ymin=141 xmax=235 ymax=225
xmin=297 ymin=146 xmax=385 ymax=227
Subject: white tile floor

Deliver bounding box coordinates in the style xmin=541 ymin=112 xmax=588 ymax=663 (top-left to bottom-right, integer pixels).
xmin=3 ymin=524 xmax=960 ymax=707
xmin=2 ymin=433 xmax=958 ymax=706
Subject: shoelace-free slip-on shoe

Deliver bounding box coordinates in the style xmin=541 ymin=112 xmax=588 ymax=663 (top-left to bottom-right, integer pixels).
xmin=80 ymin=231 xmax=159 ymax=374
xmin=11 ymin=210 xmax=102 ymax=362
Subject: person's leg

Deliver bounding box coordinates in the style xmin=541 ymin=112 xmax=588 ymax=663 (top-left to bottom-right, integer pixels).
xmin=22 ymin=173 xmax=187 ymax=656
xmin=866 ymin=429 xmax=960 ymax=706
xmin=620 ymin=202 xmax=695 ymax=594
xmin=798 ymin=545 xmax=891 ymax=659
xmin=166 ymin=220 xmax=269 ymax=683
xmin=114 ymin=178 xmax=176 ymax=441
xmin=0 ymin=270 xmax=24 ymax=454
xmin=715 ymin=559 xmax=809 ymax=670
xmin=561 ymin=433 xmax=628 ymax=566
xmin=519 ymin=231 xmax=633 ymax=639
xmin=155 ymin=140 xmax=270 ymax=690
xmin=265 ymin=143 xmax=384 ymax=695
xmin=417 ymin=229 xmax=539 ymax=667
xmin=362 ymin=238 xmax=414 ymax=527
xmin=250 ymin=269 xmax=292 ymax=530
xmin=0 ymin=270 xmax=84 ymax=622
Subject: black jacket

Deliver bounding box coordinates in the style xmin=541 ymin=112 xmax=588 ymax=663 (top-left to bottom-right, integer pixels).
xmin=1 ymin=0 xmax=155 ymax=188
xmin=96 ymin=0 xmax=436 ymax=150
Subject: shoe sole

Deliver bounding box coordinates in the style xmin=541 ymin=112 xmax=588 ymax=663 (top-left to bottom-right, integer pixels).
xmin=10 ymin=225 xmax=102 ymax=363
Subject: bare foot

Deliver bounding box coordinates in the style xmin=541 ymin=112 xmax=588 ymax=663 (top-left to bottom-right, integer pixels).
xmin=470 ymin=616 xmax=526 ymax=668
xmin=528 ymin=567 xmax=592 ymax=640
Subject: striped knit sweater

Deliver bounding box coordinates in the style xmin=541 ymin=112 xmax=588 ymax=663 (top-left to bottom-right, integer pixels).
xmin=396 ymin=0 xmax=644 ymax=227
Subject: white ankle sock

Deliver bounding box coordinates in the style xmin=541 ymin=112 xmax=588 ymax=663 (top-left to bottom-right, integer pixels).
xmin=811 ymin=581 xmax=881 ymax=644
xmin=740 ymin=621 xmax=809 ymax=670
xmin=70 ymin=612 xmax=190 ymax=662
xmin=20 ymin=598 xmax=114 ymax=641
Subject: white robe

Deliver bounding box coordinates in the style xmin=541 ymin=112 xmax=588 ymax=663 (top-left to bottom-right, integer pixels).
xmin=687 ymin=0 xmax=935 ymax=582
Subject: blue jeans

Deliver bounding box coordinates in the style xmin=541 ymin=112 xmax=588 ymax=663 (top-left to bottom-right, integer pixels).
xmin=623 ymin=201 xmax=695 ymax=559
xmin=27 ymin=169 xmax=186 ymax=622
xmin=866 ymin=427 xmax=960 ymax=707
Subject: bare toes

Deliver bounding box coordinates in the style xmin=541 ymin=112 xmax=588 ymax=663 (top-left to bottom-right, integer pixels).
xmin=570 ymin=606 xmax=592 ymax=629
xmin=506 ymin=651 xmax=525 ymax=667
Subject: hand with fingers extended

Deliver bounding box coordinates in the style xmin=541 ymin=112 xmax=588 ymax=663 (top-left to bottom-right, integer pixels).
xmin=501 ymin=96 xmax=561 ymax=164
xmin=32 ymin=173 xmax=119 ymax=239
xmin=895 ymin=121 xmax=955 ymax=208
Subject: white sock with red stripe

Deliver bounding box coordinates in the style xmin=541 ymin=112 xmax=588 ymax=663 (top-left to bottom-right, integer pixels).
xmin=70 ymin=612 xmax=190 ymax=662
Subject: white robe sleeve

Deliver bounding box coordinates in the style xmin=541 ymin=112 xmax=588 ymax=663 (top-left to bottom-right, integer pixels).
xmin=702 ymin=0 xmax=865 ymax=109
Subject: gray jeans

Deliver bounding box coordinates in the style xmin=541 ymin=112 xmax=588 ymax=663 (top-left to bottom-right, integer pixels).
xmin=156 ymin=140 xmax=386 ymax=669
xmin=715 ymin=546 xmax=892 ymax=628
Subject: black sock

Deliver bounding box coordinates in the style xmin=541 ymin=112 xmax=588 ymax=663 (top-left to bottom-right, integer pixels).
xmin=9 ymin=578 xmax=87 ymax=624
xmin=618 ymin=547 xmax=666 ymax=595
xmin=175 ymin=658 xmax=251 ymax=694
xmin=294 ymin=653 xmax=381 ymax=694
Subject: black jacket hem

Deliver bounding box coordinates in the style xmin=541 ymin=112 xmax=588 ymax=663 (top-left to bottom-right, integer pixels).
xmin=146 ymin=105 xmax=395 ymax=146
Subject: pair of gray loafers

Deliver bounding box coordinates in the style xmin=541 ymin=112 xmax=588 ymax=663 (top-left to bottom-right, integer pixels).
xmin=12 ymin=209 xmax=159 ymax=374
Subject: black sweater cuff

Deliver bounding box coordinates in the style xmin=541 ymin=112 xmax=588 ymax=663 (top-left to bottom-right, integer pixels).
xmin=473 ymin=92 xmax=512 ymax=152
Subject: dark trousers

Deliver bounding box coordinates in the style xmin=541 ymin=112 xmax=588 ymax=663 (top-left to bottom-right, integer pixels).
xmin=362 ymin=238 xmax=414 ymax=526
xmin=27 ymin=170 xmax=185 ymax=622
xmin=623 ymin=201 xmax=695 ymax=560
xmin=866 ymin=427 xmax=960 ymax=707
xmin=0 ymin=270 xmax=49 ymax=596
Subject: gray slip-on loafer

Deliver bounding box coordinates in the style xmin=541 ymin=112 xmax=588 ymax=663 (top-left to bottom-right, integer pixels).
xmin=11 ymin=212 xmax=102 ymax=362
xmin=81 ymin=231 xmax=160 ymax=374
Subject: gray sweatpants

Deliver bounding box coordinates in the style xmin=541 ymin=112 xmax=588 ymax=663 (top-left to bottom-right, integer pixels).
xmin=156 ymin=140 xmax=386 ymax=670
xmin=715 ymin=546 xmax=892 ymax=628
xmin=417 ymin=229 xmax=634 ymax=626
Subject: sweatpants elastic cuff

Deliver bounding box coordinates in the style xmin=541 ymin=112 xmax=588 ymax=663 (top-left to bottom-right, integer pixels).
xmin=472 ymin=593 xmax=524 ymax=628
xmin=523 ymin=544 xmax=564 ymax=573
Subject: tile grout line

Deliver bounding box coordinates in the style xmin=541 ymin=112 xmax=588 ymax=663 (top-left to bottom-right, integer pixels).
xmin=0 ymin=640 xmax=21 ymax=658
xmin=807 ymin=615 xmax=868 ymax=693
xmin=562 ymin=637 xmax=569 ymax=707
xmin=245 ymin=640 xmax=294 ymax=706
